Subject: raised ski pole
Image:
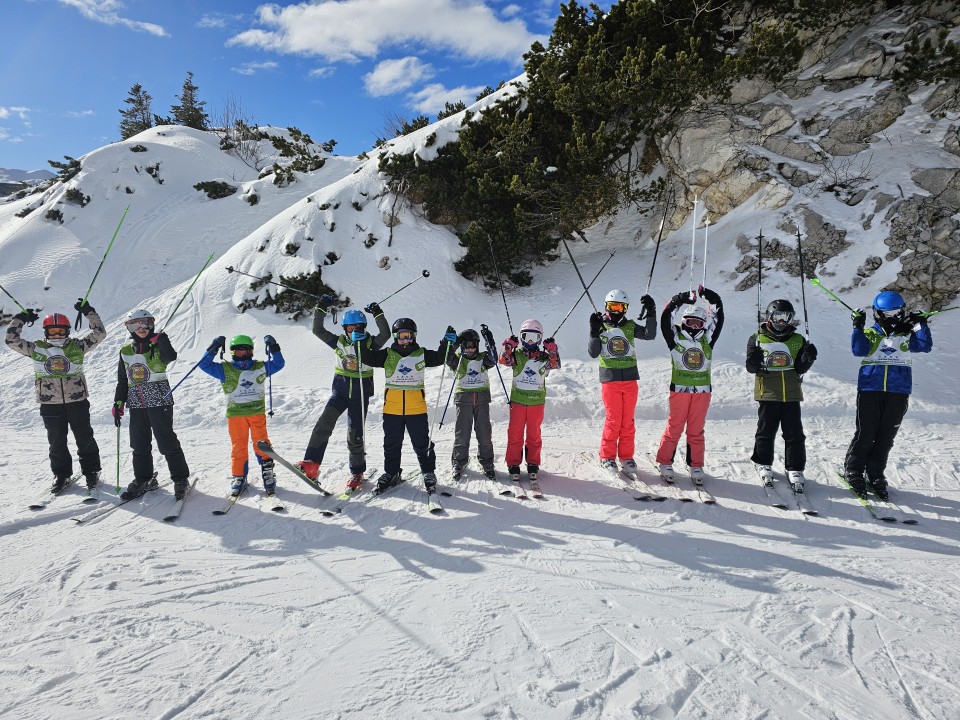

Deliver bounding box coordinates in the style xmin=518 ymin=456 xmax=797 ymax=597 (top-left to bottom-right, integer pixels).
xmin=265 ymin=339 xmax=274 ymax=418
xmin=701 ymin=218 xmax=711 ymax=289
xmin=560 ymin=237 xmax=599 ymax=312
xmin=920 ymin=305 xmax=960 ymax=318
xmin=796 ymin=227 xmax=811 ymax=339
xmin=75 ymin=204 xmax=129 ymax=329
xmin=756 ymin=229 xmax=764 ymax=334
xmin=810 ymin=277 xmax=859 ymax=315
xmin=224 ymin=266 xmax=329 ymax=301
xmin=688 ymin=195 xmax=699 ymax=295
xmin=550 ymin=251 xmax=616 ymax=337
xmin=159 ymin=253 xmax=215 ymax=333
xmin=481 ymin=323 xmax=511 ymax=406
xmin=368 ymin=269 xmax=431 ymax=307
xmin=485 ymin=235 xmax=515 ymax=334
xmin=0 ymin=282 xmax=29 ymax=315
xmin=643 ymin=184 xmax=674 ymax=297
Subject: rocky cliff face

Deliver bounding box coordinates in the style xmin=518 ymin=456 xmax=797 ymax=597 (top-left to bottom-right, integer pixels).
xmin=656 ymin=2 xmax=960 ymax=308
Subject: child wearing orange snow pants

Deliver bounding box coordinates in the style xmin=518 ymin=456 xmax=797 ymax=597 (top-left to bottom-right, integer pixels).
xmin=227 ymin=414 xmax=270 ymax=477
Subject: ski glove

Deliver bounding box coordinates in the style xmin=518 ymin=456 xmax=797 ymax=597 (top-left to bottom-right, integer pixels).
xmin=443 ymin=326 xmax=457 ymax=344
xmin=480 ymin=325 xmax=496 ymax=348
xmin=350 ymin=329 xmax=367 ymax=342
xmin=112 ymin=401 xmax=125 ymax=427
xmin=851 ymin=309 xmax=866 ymax=329
xmin=907 ymin=311 xmax=927 ymax=327
xmin=503 ymin=335 xmax=519 ymax=351
xmin=14 ymin=309 xmax=39 ymax=324
xmin=543 ymin=337 xmax=558 ymax=354
xmin=365 ymin=302 xmax=383 ymax=317
xmin=208 ymin=336 xmax=226 ymax=353
xmin=264 ymin=335 xmax=281 ymax=353
xmin=74 ymin=298 xmax=95 ymax=315
xmin=801 ymin=343 xmax=818 ymax=363
xmin=672 ymin=292 xmax=695 ymax=306
xmin=638 ymin=294 xmax=656 ymax=318
xmin=747 ymin=346 xmax=765 ymax=370
xmin=589 ymin=312 xmax=604 ymax=338
xmin=699 ymin=287 xmax=721 ymax=306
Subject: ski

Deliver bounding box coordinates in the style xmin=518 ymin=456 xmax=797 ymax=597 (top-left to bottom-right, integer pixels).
xmin=162 ymin=478 xmax=198 ymax=522
xmin=835 ymin=472 xmax=897 ymax=522
xmin=510 ymin=472 xmax=528 ymax=500
xmin=212 ymin=480 xmax=248 ymax=516
xmin=73 ymin=475 xmax=167 ymax=525
xmin=256 ymin=440 xmax=333 ymax=496
xmin=260 ymin=489 xmax=285 ymax=513
xmin=789 ymin=485 xmax=819 ymax=517
xmin=321 ymin=468 xmax=380 ymax=516
xmin=528 ymin=475 xmax=544 ymax=499
xmin=27 ymin=473 xmax=82 ymax=510
xmin=761 ymin=481 xmax=790 ymax=510
xmin=644 ymin=455 xmax=695 ymax=502
xmin=619 ymin=469 xmax=668 ymax=502
xmin=81 ymin=485 xmax=100 ymax=504
xmin=362 ymin=476 xmax=408 ymax=504
xmin=426 ymin=490 xmax=445 ymax=514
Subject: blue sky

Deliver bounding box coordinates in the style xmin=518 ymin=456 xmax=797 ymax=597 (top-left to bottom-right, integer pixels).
xmin=1 ymin=0 xmax=614 ymax=171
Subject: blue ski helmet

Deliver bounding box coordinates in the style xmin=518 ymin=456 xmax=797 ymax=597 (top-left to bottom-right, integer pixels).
xmin=341 ymin=309 xmax=367 ymax=328
xmin=873 ymin=291 xmax=905 ymax=312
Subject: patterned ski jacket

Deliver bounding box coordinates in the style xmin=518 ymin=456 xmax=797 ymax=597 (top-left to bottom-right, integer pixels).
xmin=5 ymin=312 xmax=106 ymax=405
xmin=114 ymin=333 xmax=178 ymax=408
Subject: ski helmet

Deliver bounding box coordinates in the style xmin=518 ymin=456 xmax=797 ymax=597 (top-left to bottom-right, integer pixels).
xmin=765 ymin=299 xmax=795 ymax=333
xmin=605 ymin=289 xmax=630 ymax=305
xmin=519 ymin=318 xmax=543 ymax=347
xmin=230 ymin=334 xmax=254 ymax=349
xmin=873 ymin=290 xmax=906 ymax=327
xmin=125 ymin=309 xmax=155 ymax=333
xmin=459 ymin=328 xmax=481 ymax=355
xmin=604 ymin=289 xmax=630 ymax=320
xmin=392 ymin=317 xmax=417 ymax=343
xmin=42 ymin=313 xmax=71 ymax=338
xmin=681 ymin=306 xmax=708 ymax=336
xmin=341 ymin=309 xmax=367 ymax=328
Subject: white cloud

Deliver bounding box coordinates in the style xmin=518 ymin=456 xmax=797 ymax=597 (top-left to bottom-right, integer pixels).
xmin=308 ymin=67 xmax=335 ymax=79
xmin=228 ymin=0 xmax=541 ymax=63
xmin=67 ymin=110 xmax=95 ymax=118
xmin=408 ymin=82 xmax=487 ymax=114
xmin=501 ymin=4 xmax=522 ymax=18
xmin=0 ymin=127 xmax=9 ymax=141
xmin=0 ymin=107 xmax=30 ymax=121
xmin=58 ymin=0 xmax=168 ymax=37
xmin=231 ymin=61 xmax=280 ymax=76
xmin=364 ymin=57 xmax=434 ymax=97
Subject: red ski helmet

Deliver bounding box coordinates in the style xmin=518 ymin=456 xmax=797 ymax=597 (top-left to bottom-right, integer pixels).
xmin=42 ymin=313 xmax=71 ymax=337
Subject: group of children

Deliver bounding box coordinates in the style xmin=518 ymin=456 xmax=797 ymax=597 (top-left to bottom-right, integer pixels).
xmin=5 ymin=284 xmax=932 ymax=504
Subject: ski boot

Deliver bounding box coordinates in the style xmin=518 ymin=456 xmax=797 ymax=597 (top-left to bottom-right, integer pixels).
xmin=296 ymin=460 xmax=320 ymax=481
xmin=120 ymin=476 xmax=155 ymax=501
xmin=374 ymin=472 xmax=401 ymax=495
xmin=787 ymin=470 xmax=805 ymax=494
xmin=867 ymin=474 xmax=888 ymax=501
xmin=482 ymin=465 xmax=497 ymax=480
xmin=845 ymin=472 xmax=867 ymax=498
xmin=451 ymin=463 xmax=464 ymax=482
xmin=230 ymin=475 xmax=247 ymax=497
xmin=658 ymin=463 xmax=675 ymax=482
xmin=756 ymin=464 xmax=774 ymax=487
xmin=174 ymin=479 xmax=190 ymax=501
xmin=621 ymin=459 xmax=639 ymax=477
xmin=262 ymin=459 xmax=277 ymax=495
xmin=50 ymin=475 xmax=71 ymax=495
xmin=527 ymin=463 xmax=539 ymax=483
xmin=599 ymin=458 xmax=618 ymax=474
xmin=422 ymin=472 xmax=438 ymax=494
xmin=508 ymin=465 xmax=521 ymax=482
xmin=689 ymin=466 xmax=705 ymax=485
xmin=84 ymin=471 xmax=100 ymax=491
xmin=346 ymin=471 xmax=365 ymax=490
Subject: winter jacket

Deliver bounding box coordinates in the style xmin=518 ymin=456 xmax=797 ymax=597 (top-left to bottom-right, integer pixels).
xmin=746 ymin=324 xmax=814 ymax=402
xmin=199 ymin=349 xmax=285 ymax=417
xmin=5 ymin=311 xmax=106 ymax=405
xmin=587 ymin=314 xmax=657 ymax=382
xmin=660 ymin=292 xmax=723 ymax=392
xmin=312 ymin=308 xmax=391 ymax=380
xmin=114 ymin=333 xmax=178 ymax=408
xmin=852 ymin=319 xmax=932 ymax=394
xmin=447 ymin=348 xmax=496 ymax=405
xmin=359 ymin=338 xmax=454 ymax=415
xmin=499 ymin=344 xmax=561 ymax=406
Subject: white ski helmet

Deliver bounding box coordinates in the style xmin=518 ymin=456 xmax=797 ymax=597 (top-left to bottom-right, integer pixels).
xmin=681 ymin=305 xmax=708 ymax=335
xmin=125 ymin=309 xmax=155 ymax=332
xmin=605 ymin=289 xmax=630 ymax=305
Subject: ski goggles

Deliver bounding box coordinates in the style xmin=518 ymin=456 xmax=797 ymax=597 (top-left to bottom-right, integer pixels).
xmin=769 ymin=310 xmax=794 ymax=327
xmin=461 ymin=339 xmax=479 ymax=351
xmin=231 ymin=347 xmax=254 ymax=359
xmin=45 ymin=327 xmax=69 ymax=338
xmin=343 ymin=323 xmax=366 ymax=334
xmin=605 ymin=301 xmax=628 ymax=314
xmin=394 ymin=330 xmax=416 ymax=343
xmin=520 ymin=330 xmax=542 ymax=345
xmin=877 ymin=307 xmax=905 ymax=320
xmin=682 ymin=316 xmax=705 ymax=330
xmin=125 ymin=318 xmax=155 ymax=332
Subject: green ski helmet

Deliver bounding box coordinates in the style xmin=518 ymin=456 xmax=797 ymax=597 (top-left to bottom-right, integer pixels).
xmin=230 ymin=334 xmax=254 ymax=349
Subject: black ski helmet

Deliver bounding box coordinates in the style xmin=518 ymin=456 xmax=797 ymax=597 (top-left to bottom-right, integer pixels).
xmin=765 ymin=299 xmax=796 ymax=332
xmin=459 ymin=328 xmax=480 ymax=344
xmin=392 ymin=317 xmax=417 ymax=334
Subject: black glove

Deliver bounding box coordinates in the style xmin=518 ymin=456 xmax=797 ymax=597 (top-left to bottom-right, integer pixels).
xmin=74 ymin=298 xmax=95 ymax=315
xmin=907 ymin=311 xmax=926 ymax=326
xmin=365 ymin=301 xmax=383 ymax=317
xmin=264 ymin=334 xmax=281 ymax=353
xmin=14 ymin=309 xmax=39 ymax=324
xmin=207 ymin=335 xmax=226 ymax=353
xmin=747 ymin=346 xmax=764 ymax=368
xmin=801 ymin=343 xmax=818 ymax=363
xmin=699 ymin=287 xmax=721 ymax=305
xmin=639 ymin=294 xmax=656 ymax=319
xmin=672 ymin=292 xmax=694 ymax=306
xmin=852 ymin=309 xmax=866 ymax=329
xmin=589 ymin=312 xmax=604 ymax=338
xmin=316 ymin=294 xmax=336 ymax=312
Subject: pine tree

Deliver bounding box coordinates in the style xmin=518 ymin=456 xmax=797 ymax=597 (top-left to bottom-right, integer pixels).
xmin=170 ymin=71 xmax=209 ymax=130
xmin=119 ymin=83 xmax=154 ymax=140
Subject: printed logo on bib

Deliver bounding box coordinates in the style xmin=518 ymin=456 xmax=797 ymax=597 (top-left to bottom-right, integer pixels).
xmin=128 ymin=363 xmax=151 ymax=383
xmin=44 ymin=356 xmax=71 ymax=375
xmin=767 ymin=350 xmax=790 ymax=368
xmin=681 ymin=347 xmax=705 ymax=370
xmin=341 ymin=355 xmax=360 ymax=372
xmin=466 ymin=368 xmax=481 ymax=380
xmin=398 ymin=365 xmax=412 ymax=376
xmin=880 ymin=343 xmax=897 ymax=356
xmin=605 ymin=336 xmax=629 ymax=357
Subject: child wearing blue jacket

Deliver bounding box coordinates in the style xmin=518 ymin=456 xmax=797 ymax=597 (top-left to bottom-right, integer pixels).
xmin=844 ymin=291 xmax=932 ymax=499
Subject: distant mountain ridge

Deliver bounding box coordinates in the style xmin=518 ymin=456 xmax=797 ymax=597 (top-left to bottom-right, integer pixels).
xmin=0 ymin=167 xmax=55 ymax=197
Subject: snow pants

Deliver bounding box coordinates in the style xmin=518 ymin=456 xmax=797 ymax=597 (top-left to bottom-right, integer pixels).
xmin=227 ymin=413 xmax=270 ymax=477
xmin=505 ymin=403 xmax=545 ymax=468
xmin=40 ymin=399 xmax=100 ymax=479
xmin=844 ymin=391 xmax=909 ymax=480
xmin=656 ymin=391 xmax=711 ymax=468
xmin=304 ymin=374 xmax=373 ymax=472
xmin=129 ymin=406 xmax=190 ymax=484
xmin=451 ymin=393 xmax=494 ymax=469
xmin=600 ymin=380 xmax=638 ymax=460
xmin=382 ymin=413 xmax=435 ymax=477
xmin=751 ymin=401 xmax=806 ymax=471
